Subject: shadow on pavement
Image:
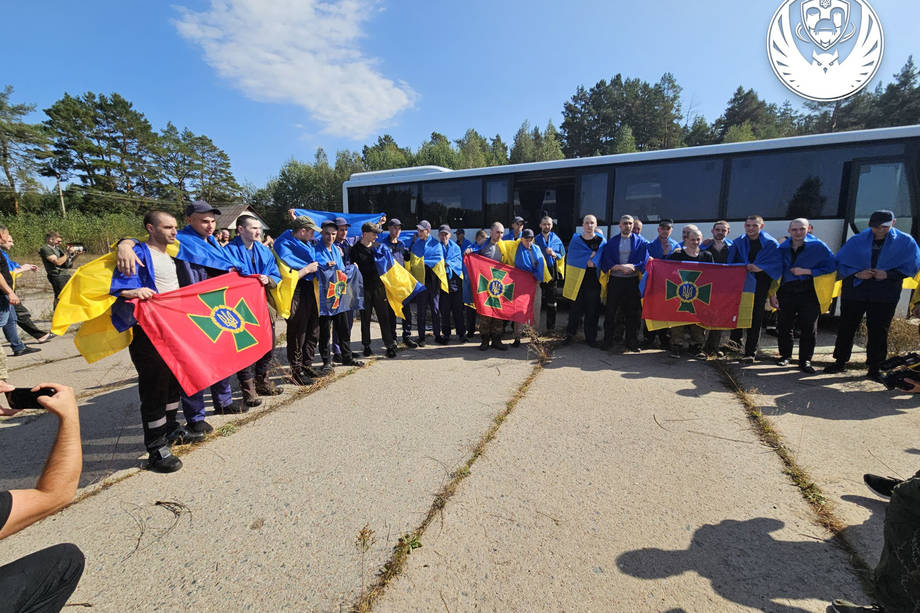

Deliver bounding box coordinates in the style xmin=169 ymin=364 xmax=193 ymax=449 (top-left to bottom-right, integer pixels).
xmin=617 ymin=517 xmax=864 ymax=613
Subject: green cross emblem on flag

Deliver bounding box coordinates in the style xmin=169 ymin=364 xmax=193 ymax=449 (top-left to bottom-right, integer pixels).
xmin=188 ymin=287 xmax=261 ymax=352
xmin=477 ymin=267 xmax=515 ymax=309
xmin=665 ymin=270 xmax=712 ymax=314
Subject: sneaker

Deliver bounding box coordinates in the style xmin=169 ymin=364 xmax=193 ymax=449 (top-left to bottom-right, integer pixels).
xmin=37 ymin=332 xmax=54 ymax=343
xmin=436 ymin=336 xmax=448 ymax=345
xmin=187 ymin=420 xmax=213 ymax=434
xmin=775 ymin=358 xmax=790 ymax=367
xmin=694 ymin=350 xmax=708 ymax=360
xmin=319 ymin=363 xmax=334 ymax=375
xmin=741 ymin=355 xmax=756 ymax=364
xmin=479 ymin=340 xmax=490 ymax=351
xmin=511 ymin=339 xmax=521 ymax=348
xmin=363 ymin=346 xmax=373 ymax=357
xmin=385 ymin=346 xmax=397 ymax=358
xmin=670 ymin=348 xmax=681 ymax=359
xmin=416 ymin=336 xmax=427 ymax=347
xmin=214 ymin=402 xmax=248 ymax=415
xmin=147 ymin=447 xmax=182 ymax=473
xmin=343 ymin=359 xmax=365 ymax=367
xmin=830 ymin=599 xmax=882 ymax=612
xmin=864 ymin=473 xmax=901 ymax=498
xmin=824 ymin=361 xmax=847 ymax=374
xmin=866 ymin=370 xmax=882 ymax=383
xmin=291 ymin=371 xmax=314 ymax=386
xmin=626 ymin=346 xmax=641 ymax=353
xmin=12 ymin=346 xmax=40 ymax=356
xmin=491 ymin=338 xmax=508 ymax=351
xmin=403 ymin=337 xmax=418 ymax=349
xmin=166 ymin=425 xmax=205 ymax=445
xmin=799 ymin=361 xmax=816 ymax=375
xmin=332 ymin=353 xmax=344 ymax=364
xmin=304 ymin=366 xmax=323 ymax=378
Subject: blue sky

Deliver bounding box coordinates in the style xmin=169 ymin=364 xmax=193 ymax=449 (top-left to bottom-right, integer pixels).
xmin=5 ymin=0 xmax=919 ymax=189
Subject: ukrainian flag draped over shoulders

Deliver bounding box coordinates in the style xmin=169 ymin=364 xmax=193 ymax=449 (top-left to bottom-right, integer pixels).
xmin=562 ymin=232 xmax=606 ymax=301
xmin=408 ymin=235 xmax=448 ymax=292
xmin=837 ymin=227 xmax=920 ymax=284
xmin=514 ymin=240 xmax=551 ymax=283
xmin=272 ymin=229 xmax=317 ymax=318
xmin=778 ymin=234 xmax=837 ymax=313
xmin=374 ymin=243 xmax=425 ymax=319
xmin=534 ymin=231 xmax=565 ymax=277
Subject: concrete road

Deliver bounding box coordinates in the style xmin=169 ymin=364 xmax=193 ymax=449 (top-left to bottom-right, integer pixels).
xmin=3 ymin=291 xmax=913 ymax=612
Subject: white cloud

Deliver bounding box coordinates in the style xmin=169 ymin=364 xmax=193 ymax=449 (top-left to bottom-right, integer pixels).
xmin=174 ymin=0 xmax=416 ymax=139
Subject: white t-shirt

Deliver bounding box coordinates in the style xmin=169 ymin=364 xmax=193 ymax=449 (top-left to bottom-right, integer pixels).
xmin=148 ymin=246 xmax=179 ymax=293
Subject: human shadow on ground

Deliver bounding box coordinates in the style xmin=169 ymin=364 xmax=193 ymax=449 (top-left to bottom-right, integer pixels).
xmin=736 ymin=364 xmax=917 ymax=421
xmin=616 ymin=517 xmax=866 ymax=613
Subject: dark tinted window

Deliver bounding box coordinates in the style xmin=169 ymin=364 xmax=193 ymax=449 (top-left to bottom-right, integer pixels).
xmin=726 ymin=143 xmax=905 ymax=220
xmin=485 ymin=179 xmax=511 ymax=229
xmin=348 ymin=183 xmax=419 ymax=227
xmin=614 ymin=159 xmax=721 ymax=222
xmin=420 ymin=179 xmax=483 ymax=228
xmin=578 ymin=172 xmax=609 ymax=226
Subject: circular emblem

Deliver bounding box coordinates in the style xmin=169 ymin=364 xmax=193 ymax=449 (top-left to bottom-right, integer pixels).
xmin=767 ymin=0 xmax=884 ymax=102
xmin=678 ymin=283 xmax=698 ymax=301
xmin=212 ymin=307 xmax=242 ymax=331
xmin=488 ymin=279 xmax=504 ymax=297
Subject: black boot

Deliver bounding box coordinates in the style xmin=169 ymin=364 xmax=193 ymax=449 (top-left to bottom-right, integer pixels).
xmin=240 ymin=378 xmax=262 ymax=408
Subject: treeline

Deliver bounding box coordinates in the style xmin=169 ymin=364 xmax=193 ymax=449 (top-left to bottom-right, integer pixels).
xmin=2 ymin=57 xmax=919 ymax=227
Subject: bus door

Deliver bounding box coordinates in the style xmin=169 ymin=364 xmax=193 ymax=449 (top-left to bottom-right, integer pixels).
xmin=513 ymin=174 xmax=576 ymax=237
xmin=846 ymin=157 xmax=915 ymax=241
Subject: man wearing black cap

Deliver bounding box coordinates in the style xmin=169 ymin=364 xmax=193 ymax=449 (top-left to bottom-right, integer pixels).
xmin=351 ymin=222 xmax=397 ymax=358
xmin=380 ymin=218 xmax=417 ymax=348
xmin=437 ymin=224 xmax=466 ymax=343
xmin=826 ymin=210 xmax=920 ymax=380
xmin=503 ymin=216 xmax=525 ymax=241
xmin=273 ymin=215 xmax=322 ymax=385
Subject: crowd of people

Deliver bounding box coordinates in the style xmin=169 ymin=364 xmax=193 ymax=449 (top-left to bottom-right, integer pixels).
xmin=1 ymin=201 xmax=918 ymax=612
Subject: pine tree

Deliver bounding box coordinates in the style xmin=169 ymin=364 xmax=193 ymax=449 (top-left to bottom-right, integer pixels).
xmin=0 ymin=85 xmax=49 ymax=213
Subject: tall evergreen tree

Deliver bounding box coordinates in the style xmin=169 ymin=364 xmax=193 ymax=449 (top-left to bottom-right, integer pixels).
xmin=0 ymin=85 xmax=48 ymax=213
xmin=362 ymin=135 xmax=412 ymax=171
xmin=509 ymin=121 xmax=537 ymax=164
xmin=416 ymin=132 xmax=457 ymax=168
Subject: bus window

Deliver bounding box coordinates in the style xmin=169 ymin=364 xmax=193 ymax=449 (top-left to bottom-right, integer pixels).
xmin=420 ymin=179 xmax=482 ymax=228
xmin=349 ymin=183 xmax=419 ymax=227
xmin=726 ymin=143 xmax=904 ymax=220
xmin=485 ymin=179 xmax=511 ymax=229
xmin=852 ymin=160 xmax=912 ymax=231
xmin=578 ymin=172 xmax=608 ymax=226
xmin=614 ymin=159 xmax=721 ymax=222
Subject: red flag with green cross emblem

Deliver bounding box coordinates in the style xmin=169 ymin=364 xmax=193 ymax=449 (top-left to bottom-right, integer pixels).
xmin=465 ymin=253 xmax=536 ymax=324
xmin=132 ymin=273 xmax=272 ymax=395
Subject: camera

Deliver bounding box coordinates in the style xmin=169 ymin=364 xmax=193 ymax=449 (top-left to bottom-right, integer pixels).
xmin=879 ymin=353 xmax=920 ymax=391
xmin=67 ymin=243 xmax=85 ymax=254
xmin=5 ymin=387 xmax=57 ymax=410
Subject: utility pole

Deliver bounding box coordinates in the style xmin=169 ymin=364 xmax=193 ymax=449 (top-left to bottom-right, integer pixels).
xmin=56 ymin=173 xmax=66 ymax=217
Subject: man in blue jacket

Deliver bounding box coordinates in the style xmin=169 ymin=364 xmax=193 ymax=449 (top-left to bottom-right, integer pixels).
xmin=438 ymin=224 xmax=466 ymax=343
xmin=535 ymin=216 xmax=565 ymax=332
xmin=826 ymin=210 xmax=920 ymax=380
xmin=600 ymin=215 xmax=648 ymax=352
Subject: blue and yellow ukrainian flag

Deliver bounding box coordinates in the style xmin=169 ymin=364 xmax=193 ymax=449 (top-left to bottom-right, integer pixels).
xmin=408 ymin=236 xmax=449 ymax=292
xmin=562 ymin=233 xmax=607 ymax=301
xmin=375 ymin=244 xmax=424 ymax=319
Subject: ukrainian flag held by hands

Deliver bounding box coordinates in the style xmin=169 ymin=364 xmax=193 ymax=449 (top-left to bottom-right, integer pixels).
xmin=408 ymin=235 xmax=449 ymax=292
xmin=642 ymin=259 xmax=749 ymax=330
xmin=562 ymin=232 xmax=607 ymax=301
xmin=375 ymin=244 xmax=425 ymax=319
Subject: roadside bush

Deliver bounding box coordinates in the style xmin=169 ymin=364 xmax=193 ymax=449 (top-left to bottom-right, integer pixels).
xmin=0 ymin=212 xmax=144 ymax=258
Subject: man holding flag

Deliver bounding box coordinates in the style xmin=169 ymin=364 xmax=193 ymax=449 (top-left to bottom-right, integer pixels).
xmin=826 ymin=210 xmax=920 ymax=380
xmin=511 ymin=228 xmax=550 ymax=347
xmin=770 ymin=218 xmax=836 ymax=375
xmin=315 ymin=220 xmax=364 ymax=370
xmin=351 ymin=222 xmax=397 ymax=358
xmin=224 ymin=215 xmax=283 ymax=404
xmin=111 ymin=210 xmax=190 ymax=473
xmin=728 ymin=215 xmax=782 ymax=363
xmin=468 ymin=222 xmax=512 ymax=351
xmin=408 ymin=220 xmax=446 ymax=347
xmin=117 ymin=201 xmax=247 ymax=433
xmin=535 ymin=216 xmax=565 ymax=332
xmin=563 ymin=215 xmax=606 ymax=347
xmin=600 ymin=215 xmax=648 ymax=352
xmin=380 ymin=218 xmax=418 ymax=349
xmin=273 ymin=216 xmax=322 ymax=385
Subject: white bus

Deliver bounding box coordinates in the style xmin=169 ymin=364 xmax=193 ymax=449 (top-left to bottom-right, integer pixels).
xmin=343 ymin=125 xmax=920 ymax=252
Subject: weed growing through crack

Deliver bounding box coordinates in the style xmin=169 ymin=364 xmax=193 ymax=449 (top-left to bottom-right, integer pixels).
xmin=217 ymin=423 xmax=237 ymax=437
xmin=355 ymin=524 xmax=378 ymax=602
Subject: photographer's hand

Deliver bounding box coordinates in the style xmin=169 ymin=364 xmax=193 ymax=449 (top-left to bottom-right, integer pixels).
xmin=902 ymin=377 xmax=920 ymax=393
xmin=0 ymin=381 xmax=19 ymax=416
